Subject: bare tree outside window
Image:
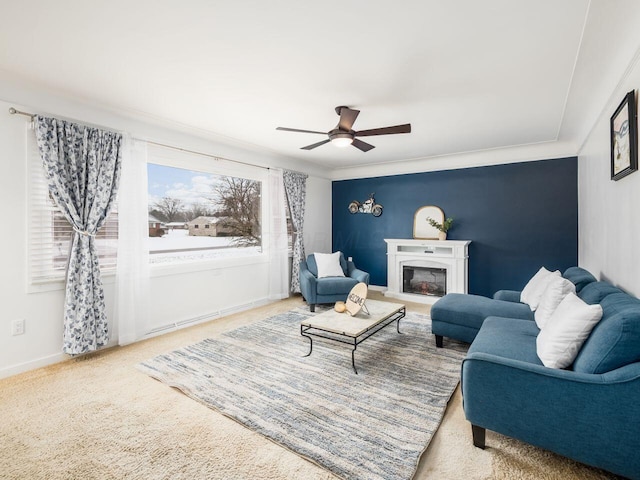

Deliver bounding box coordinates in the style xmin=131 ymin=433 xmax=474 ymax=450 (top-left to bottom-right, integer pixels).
xmin=150 ymin=196 xmax=185 ymax=223
xmin=188 ymin=202 xmax=215 ymax=220
xmin=213 ymin=177 xmax=261 ymax=247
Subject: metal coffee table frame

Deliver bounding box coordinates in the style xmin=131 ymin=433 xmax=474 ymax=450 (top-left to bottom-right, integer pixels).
xmin=300 ymin=305 xmax=406 ymax=374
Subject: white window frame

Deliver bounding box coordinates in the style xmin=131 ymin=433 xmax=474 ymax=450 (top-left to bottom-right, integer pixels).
xmin=146 ymin=144 xmax=269 ymax=276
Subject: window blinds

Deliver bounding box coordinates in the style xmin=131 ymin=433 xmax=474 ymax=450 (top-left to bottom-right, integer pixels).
xmin=27 ymin=127 xmax=118 ymax=283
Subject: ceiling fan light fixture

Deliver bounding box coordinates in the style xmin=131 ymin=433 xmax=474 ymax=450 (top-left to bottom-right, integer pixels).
xmin=277 ymin=106 xmax=410 ymax=152
xmin=330 ymin=132 xmax=353 ymax=148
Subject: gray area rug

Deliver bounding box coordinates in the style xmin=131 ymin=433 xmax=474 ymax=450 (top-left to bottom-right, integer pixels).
xmin=138 ymin=306 xmax=468 ymax=480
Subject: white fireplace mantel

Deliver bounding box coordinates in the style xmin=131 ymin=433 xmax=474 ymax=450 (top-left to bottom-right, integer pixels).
xmin=384 ymin=239 xmax=471 ymax=305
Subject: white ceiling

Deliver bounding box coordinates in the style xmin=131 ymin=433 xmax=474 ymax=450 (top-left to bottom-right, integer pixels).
xmin=1 ymin=1 xmax=638 ymax=171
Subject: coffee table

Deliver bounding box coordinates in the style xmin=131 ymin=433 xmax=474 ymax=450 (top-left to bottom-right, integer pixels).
xmin=300 ymin=300 xmax=406 ymax=374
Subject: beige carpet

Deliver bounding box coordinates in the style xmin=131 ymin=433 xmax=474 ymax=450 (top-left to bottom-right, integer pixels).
xmin=0 ymin=292 xmax=619 ymax=479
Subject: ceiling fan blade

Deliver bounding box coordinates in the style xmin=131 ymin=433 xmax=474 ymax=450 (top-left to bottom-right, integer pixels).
xmin=338 ymin=107 xmax=360 ymax=131
xmin=301 ymin=139 xmax=331 ymax=150
xmin=352 ymin=138 xmax=375 ymax=152
xmin=355 ymin=123 xmax=412 ymax=137
xmin=276 ymin=127 xmax=327 ymax=135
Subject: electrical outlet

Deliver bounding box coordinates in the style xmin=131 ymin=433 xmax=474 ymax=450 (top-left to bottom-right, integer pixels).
xmin=11 ymin=319 xmax=25 ymax=336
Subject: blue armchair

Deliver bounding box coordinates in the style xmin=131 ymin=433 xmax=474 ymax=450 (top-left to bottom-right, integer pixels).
xmin=299 ymin=253 xmax=370 ymax=312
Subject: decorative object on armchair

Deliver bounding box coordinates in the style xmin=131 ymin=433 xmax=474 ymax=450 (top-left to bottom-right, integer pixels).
xmin=299 ymin=252 xmax=370 ymax=312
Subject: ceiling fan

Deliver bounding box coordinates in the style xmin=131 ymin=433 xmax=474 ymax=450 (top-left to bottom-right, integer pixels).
xmin=276 ymin=106 xmax=411 ymax=152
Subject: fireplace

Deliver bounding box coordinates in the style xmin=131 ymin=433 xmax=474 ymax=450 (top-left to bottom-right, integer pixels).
xmin=384 ymin=239 xmax=470 ymax=305
xmin=403 ymin=266 xmax=446 ymax=297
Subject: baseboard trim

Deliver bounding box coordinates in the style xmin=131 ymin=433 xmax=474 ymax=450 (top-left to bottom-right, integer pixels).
xmin=1 ymin=297 xmax=274 ymax=380
xmin=0 ymin=352 xmax=68 ymax=380
xmin=368 ymin=284 xmax=386 ymax=292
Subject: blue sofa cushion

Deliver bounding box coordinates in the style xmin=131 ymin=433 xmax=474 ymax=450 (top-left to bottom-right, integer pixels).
xmin=562 ymin=267 xmax=597 ymax=293
xmin=577 ymin=281 xmax=623 ymax=305
xmin=468 ymin=316 xmax=542 ymax=365
xmin=306 ymin=253 xmax=348 ymax=277
xmin=573 ymin=293 xmax=640 ymax=374
xmin=316 ymin=276 xmax=358 ymax=295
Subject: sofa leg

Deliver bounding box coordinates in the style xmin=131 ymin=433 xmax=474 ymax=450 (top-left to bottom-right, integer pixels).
xmin=435 ymin=335 xmax=443 ymax=348
xmin=472 ymin=424 xmax=486 ymax=449
xmin=310 ymin=304 xmax=315 ymax=312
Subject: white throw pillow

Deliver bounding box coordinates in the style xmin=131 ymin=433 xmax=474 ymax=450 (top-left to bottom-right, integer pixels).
xmin=314 ymin=252 xmax=345 ymax=278
xmin=536 ymin=292 xmax=603 ymax=369
xmin=520 ymin=267 xmax=561 ymax=311
xmin=534 ymin=277 xmax=576 ymax=329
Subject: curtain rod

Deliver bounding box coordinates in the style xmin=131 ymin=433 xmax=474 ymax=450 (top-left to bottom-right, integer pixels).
xmin=8 ymin=106 xmax=271 ymax=171
xmin=142 ymin=140 xmax=269 ymax=171
xmin=8 ymin=107 xmax=34 ymax=119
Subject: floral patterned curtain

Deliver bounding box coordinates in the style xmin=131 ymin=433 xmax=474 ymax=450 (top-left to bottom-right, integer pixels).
xmin=283 ymin=170 xmax=308 ymax=293
xmin=34 ymin=115 xmax=122 ymax=355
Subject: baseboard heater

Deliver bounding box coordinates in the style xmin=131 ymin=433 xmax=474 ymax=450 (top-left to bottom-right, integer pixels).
xmin=146 ymin=298 xmax=269 ymax=336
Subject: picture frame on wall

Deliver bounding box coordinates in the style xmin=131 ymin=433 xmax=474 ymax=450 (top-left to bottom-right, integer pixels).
xmin=610 ymin=90 xmax=638 ymax=181
xmin=413 ymin=205 xmax=444 ymax=239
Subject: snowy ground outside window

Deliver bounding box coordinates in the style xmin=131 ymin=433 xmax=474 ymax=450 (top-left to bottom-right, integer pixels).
xmin=149 ymin=229 xmax=261 ymax=265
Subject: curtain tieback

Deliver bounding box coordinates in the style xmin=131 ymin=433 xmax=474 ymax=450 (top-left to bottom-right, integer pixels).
xmin=73 ymin=227 xmax=96 ymax=237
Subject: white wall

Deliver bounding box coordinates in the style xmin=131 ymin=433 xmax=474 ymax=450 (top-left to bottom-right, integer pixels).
xmin=575 ymin=3 xmax=640 ymax=297
xmin=304 ymin=175 xmax=332 ymax=255
xmin=578 ymin=76 xmax=640 ymax=296
xmin=0 ymin=85 xmax=332 ymax=378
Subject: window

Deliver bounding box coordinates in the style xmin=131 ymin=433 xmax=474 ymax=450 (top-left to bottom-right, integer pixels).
xmin=147 ymin=157 xmax=263 ymax=266
xmin=28 ymin=130 xmax=118 ymax=284
xmin=28 ymin=135 xmax=266 ymax=282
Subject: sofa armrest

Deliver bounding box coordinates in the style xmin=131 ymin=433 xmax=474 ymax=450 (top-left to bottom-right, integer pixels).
xmin=299 ymin=261 xmax=317 ymax=304
xmin=461 ymin=353 xmax=640 ymax=478
xmin=347 ymin=261 xmax=370 ymax=285
xmin=492 ymin=290 xmax=522 ymax=303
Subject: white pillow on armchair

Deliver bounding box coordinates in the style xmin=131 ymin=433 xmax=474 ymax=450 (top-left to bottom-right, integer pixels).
xmin=314 ymin=252 xmax=345 ymax=278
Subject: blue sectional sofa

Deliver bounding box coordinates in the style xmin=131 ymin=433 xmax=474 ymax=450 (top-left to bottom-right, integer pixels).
xmin=432 ymin=267 xmax=640 ymax=479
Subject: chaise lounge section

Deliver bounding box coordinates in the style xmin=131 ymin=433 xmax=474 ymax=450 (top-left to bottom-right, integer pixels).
xmin=431 ymin=267 xmax=596 ymax=346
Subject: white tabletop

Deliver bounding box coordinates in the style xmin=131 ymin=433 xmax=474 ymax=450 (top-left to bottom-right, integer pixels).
xmin=300 ymin=300 xmax=405 ymax=337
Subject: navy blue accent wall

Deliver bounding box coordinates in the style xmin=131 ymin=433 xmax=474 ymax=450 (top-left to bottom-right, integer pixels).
xmin=332 ymin=157 xmax=578 ymax=298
